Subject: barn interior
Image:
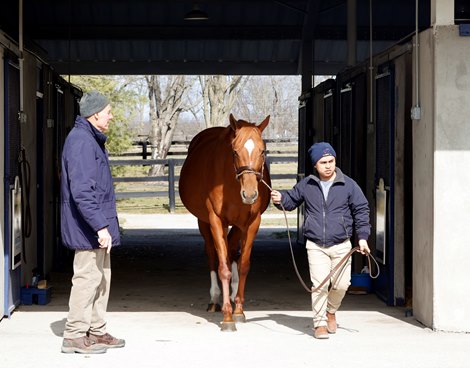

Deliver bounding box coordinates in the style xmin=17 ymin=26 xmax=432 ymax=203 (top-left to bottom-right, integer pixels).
xmin=0 ymin=0 xmax=433 ymax=77
xmin=1 ymin=0 xmax=469 ymax=329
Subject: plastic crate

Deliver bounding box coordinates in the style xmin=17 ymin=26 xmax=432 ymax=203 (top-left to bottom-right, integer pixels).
xmin=20 ymin=287 xmax=52 ymax=305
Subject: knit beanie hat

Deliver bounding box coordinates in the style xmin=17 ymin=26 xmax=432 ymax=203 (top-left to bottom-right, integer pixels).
xmin=308 ymin=142 xmax=336 ymax=165
xmin=79 ymin=91 xmax=109 ymax=117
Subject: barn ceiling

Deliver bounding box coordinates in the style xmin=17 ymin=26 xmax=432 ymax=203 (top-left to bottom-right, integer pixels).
xmin=0 ymin=0 xmax=437 ymax=76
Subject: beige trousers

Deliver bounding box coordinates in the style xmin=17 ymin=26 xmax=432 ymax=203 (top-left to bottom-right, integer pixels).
xmin=63 ymin=249 xmax=111 ymax=339
xmin=306 ymin=239 xmax=352 ymax=328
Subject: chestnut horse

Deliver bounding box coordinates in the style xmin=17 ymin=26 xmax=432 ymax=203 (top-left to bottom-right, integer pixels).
xmin=179 ymin=114 xmax=271 ymax=331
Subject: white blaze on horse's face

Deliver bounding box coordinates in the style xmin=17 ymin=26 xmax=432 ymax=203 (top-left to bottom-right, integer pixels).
xmin=244 ymin=139 xmax=255 ymax=160
xmin=238 ymin=137 xmax=259 ymax=204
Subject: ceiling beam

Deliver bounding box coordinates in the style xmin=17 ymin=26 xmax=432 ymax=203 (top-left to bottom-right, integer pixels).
xmin=27 ymin=25 xmax=415 ymax=42
xmin=51 ymin=60 xmax=303 ymax=76
xmin=27 ymin=25 xmax=302 ymax=41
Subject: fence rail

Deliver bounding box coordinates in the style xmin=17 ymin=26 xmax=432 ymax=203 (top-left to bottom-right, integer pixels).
xmin=110 ymin=156 xmax=297 ymax=213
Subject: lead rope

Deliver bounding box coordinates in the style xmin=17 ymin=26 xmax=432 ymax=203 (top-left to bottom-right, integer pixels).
xmin=260 ymin=179 xmax=380 ymax=293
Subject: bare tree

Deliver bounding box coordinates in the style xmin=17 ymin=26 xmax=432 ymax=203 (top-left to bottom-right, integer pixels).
xmin=233 ymin=76 xmax=301 ymax=139
xmin=146 ymin=75 xmax=190 ymax=176
xmin=199 ymin=75 xmax=249 ymax=128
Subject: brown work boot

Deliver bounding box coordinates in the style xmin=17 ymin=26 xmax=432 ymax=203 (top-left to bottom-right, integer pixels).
xmin=326 ymin=312 xmax=337 ymax=334
xmin=87 ymin=332 xmax=125 ymax=349
xmin=61 ymin=336 xmax=107 ymax=354
xmin=313 ymin=326 xmax=329 ymax=339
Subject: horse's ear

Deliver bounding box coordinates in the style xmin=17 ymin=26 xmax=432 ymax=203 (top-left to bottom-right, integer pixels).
xmin=257 ymin=115 xmax=270 ymax=132
xmin=229 ymin=113 xmax=238 ymax=131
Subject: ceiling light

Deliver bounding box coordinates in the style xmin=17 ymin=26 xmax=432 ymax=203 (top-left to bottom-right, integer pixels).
xmin=184 ymin=3 xmax=209 ymax=21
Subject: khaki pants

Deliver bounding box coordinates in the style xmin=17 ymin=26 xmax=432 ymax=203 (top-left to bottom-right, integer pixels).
xmin=63 ymin=249 xmax=111 ymax=339
xmin=306 ymin=239 xmax=352 ymax=328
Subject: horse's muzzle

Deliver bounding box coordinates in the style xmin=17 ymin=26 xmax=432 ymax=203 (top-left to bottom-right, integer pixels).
xmin=241 ymin=190 xmax=258 ymax=204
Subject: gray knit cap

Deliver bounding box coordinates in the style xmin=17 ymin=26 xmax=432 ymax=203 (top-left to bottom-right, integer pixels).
xmin=79 ymin=90 xmax=109 ymax=117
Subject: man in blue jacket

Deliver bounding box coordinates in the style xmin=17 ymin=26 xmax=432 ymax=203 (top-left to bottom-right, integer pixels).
xmin=61 ymin=91 xmax=125 ymax=354
xmin=271 ymin=142 xmax=371 ymax=340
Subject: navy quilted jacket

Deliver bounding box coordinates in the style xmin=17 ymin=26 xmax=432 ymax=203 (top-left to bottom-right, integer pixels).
xmin=60 ymin=116 xmax=120 ymax=250
xmin=277 ymin=168 xmax=370 ymax=247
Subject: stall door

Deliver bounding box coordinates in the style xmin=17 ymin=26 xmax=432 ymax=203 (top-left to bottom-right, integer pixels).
xmin=375 ymin=64 xmax=395 ymax=305
xmin=3 ymin=59 xmax=21 ymax=317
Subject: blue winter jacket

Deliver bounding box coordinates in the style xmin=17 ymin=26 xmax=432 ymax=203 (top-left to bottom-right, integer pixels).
xmin=277 ymin=168 xmax=370 ymax=246
xmin=60 ymin=116 xmax=121 ymax=250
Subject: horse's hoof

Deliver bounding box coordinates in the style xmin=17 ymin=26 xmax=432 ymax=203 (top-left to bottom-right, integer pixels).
xmin=220 ymin=322 xmax=237 ymax=332
xmin=207 ymin=303 xmax=221 ymax=312
xmin=233 ymin=313 xmax=246 ymax=323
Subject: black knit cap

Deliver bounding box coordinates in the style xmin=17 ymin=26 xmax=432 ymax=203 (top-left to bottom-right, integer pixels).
xmin=308 ymin=142 xmax=336 ymax=165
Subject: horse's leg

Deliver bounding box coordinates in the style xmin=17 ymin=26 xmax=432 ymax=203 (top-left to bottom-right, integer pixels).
xmin=198 ymin=220 xmax=221 ymax=312
xmin=233 ymin=215 xmax=262 ymax=323
xmin=227 ymin=226 xmax=241 ymax=302
xmin=230 ymin=261 xmax=239 ymax=302
xmin=208 ymin=213 xmax=236 ymax=331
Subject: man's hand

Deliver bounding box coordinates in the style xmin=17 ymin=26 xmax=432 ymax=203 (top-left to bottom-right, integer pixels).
xmin=271 ymin=190 xmax=282 ymax=204
xmin=357 ymin=239 xmax=370 ymax=255
xmin=97 ymin=227 xmax=113 ymax=254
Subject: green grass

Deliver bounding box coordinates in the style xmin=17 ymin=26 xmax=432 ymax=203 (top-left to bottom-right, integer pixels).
xmin=117 ymin=197 xmax=188 ymax=214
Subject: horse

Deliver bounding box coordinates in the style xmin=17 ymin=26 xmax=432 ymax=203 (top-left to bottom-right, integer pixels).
xmin=179 ymin=114 xmax=271 ymax=331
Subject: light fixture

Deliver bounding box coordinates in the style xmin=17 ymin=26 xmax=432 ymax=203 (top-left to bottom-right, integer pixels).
xmin=184 ymin=3 xmax=209 ymax=21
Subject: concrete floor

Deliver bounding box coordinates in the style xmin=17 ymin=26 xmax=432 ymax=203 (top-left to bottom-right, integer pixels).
xmin=1 ymin=216 xmax=469 ymax=368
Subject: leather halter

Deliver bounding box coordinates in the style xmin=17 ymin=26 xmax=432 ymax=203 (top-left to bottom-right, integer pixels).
xmin=233 ymin=152 xmax=265 ymax=181
xmin=235 ymin=165 xmax=264 ymax=181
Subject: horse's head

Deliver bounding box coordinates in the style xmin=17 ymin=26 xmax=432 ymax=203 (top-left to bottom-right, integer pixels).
xmin=229 ymin=114 xmax=270 ymax=205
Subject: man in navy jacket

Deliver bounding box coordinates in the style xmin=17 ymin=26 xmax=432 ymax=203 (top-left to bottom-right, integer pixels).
xmin=271 ymin=142 xmax=371 ymax=340
xmin=61 ymin=91 xmax=125 ymax=354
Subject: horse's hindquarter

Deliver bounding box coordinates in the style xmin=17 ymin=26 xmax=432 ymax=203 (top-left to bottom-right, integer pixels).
xmin=179 ymin=127 xmax=231 ymax=222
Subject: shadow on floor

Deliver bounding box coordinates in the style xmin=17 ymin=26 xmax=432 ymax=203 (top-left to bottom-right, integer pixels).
xmin=21 ymin=227 xmax=417 ymax=331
